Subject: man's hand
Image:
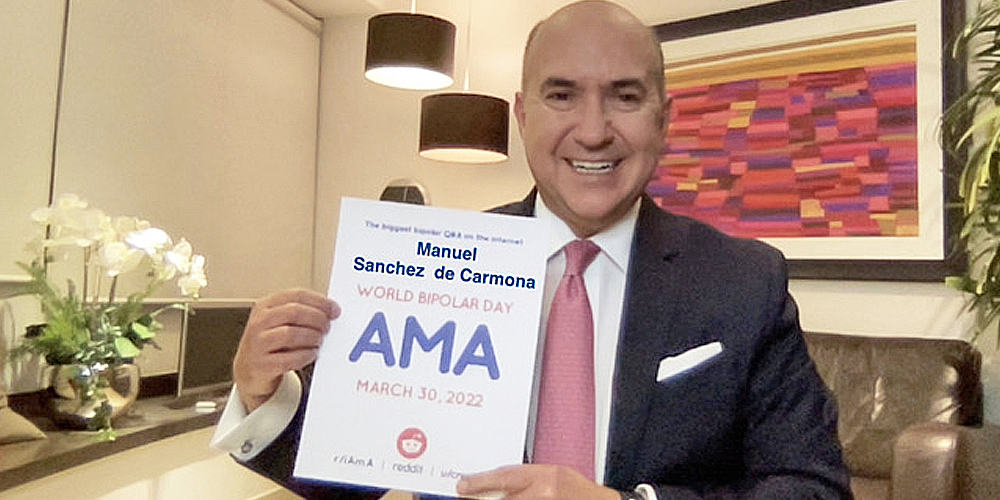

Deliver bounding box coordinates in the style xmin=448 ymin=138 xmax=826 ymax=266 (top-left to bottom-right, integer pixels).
xmin=233 ymin=288 xmax=339 ymax=412
xmin=456 ymin=464 xmax=622 ymax=500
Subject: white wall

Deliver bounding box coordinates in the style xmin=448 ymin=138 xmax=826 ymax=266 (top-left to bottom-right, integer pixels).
xmin=313 ymin=0 xmax=996 ymax=422
xmin=1 ymin=0 xmax=321 ymax=393
xmin=0 ymin=1 xmax=64 ymax=394
xmin=51 ymin=0 xmax=320 ymax=300
xmin=0 ymin=0 xmax=61 ymax=280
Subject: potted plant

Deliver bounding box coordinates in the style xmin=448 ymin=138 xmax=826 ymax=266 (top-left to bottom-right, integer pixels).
xmin=10 ymin=193 xmax=207 ymax=440
xmin=942 ymin=1 xmax=1000 ymax=348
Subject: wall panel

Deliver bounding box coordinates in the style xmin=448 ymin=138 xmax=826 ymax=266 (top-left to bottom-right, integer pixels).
xmin=52 ymin=0 xmax=320 ymax=299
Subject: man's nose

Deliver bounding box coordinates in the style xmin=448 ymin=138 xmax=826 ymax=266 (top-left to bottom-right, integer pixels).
xmin=573 ymin=94 xmax=613 ymax=148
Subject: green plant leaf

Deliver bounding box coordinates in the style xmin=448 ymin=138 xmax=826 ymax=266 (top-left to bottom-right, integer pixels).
xmin=130 ymin=322 xmax=156 ymax=340
xmin=113 ymin=337 xmax=141 ymax=359
xmin=96 ymin=428 xmax=118 ymax=442
xmin=945 ymin=276 xmax=971 ymax=291
xmin=939 ymin=1 xmax=1000 ymax=348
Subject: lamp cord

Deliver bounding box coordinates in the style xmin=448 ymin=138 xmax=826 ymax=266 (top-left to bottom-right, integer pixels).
xmin=464 ymin=0 xmax=471 ymax=91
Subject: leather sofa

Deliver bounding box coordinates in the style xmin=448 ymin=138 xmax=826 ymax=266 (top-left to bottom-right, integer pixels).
xmin=803 ymin=332 xmax=1000 ymax=500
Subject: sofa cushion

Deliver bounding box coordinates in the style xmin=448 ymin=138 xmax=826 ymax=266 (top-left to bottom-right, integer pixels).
xmin=803 ymin=333 xmax=981 ymax=478
xmin=850 ymin=476 xmax=889 ymax=500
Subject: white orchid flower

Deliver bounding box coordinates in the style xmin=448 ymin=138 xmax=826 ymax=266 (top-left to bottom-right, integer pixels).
xmin=40 ymin=231 xmax=100 ymax=260
xmin=98 ymin=241 xmax=144 ymax=277
xmin=54 ymin=193 xmax=89 ymax=211
xmin=22 ymin=195 xmax=208 ymax=342
xmin=51 ymin=204 xmax=93 ymax=233
xmin=30 ymin=206 xmax=53 ymax=226
xmin=32 ymin=194 xmax=89 ymax=224
xmin=111 ymin=216 xmax=149 ymax=236
xmin=125 ymin=227 xmax=171 ymax=255
xmin=79 ymin=209 xmax=112 ymax=247
xmin=162 ymin=238 xmax=193 ymax=278
xmin=33 ymin=195 xmax=109 ymax=248
xmin=36 ymin=193 xmax=90 ymax=231
xmin=177 ymin=254 xmax=207 ymax=297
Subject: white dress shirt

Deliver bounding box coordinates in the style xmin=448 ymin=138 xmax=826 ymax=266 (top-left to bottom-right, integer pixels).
xmin=212 ymin=196 xmax=640 ymax=486
xmin=528 ymin=197 xmax=637 ymax=483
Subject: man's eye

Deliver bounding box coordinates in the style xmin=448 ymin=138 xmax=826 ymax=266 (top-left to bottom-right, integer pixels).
xmin=611 ymin=91 xmax=644 ymax=110
xmin=543 ymin=90 xmax=576 ymax=110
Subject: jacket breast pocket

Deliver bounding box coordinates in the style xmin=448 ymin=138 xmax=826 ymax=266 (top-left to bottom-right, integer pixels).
xmin=656 ymin=341 xmax=723 ymax=383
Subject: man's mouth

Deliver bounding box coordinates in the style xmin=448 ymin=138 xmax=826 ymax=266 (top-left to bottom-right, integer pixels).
xmin=569 ymin=159 xmax=619 ymax=174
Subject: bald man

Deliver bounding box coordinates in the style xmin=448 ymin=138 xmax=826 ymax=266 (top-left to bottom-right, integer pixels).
xmin=212 ymin=2 xmax=851 ymax=499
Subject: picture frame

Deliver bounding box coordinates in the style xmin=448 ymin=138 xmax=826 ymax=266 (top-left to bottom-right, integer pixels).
xmin=650 ymin=0 xmax=965 ymax=281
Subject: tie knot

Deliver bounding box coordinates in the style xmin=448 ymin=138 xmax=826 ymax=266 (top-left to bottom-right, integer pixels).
xmin=563 ymin=239 xmax=600 ymax=277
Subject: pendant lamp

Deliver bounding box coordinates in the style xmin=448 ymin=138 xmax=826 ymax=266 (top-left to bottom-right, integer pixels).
xmin=418 ymin=2 xmax=508 ymax=163
xmin=364 ymin=12 xmax=456 ymax=90
xmin=419 ymin=93 xmax=508 ymax=163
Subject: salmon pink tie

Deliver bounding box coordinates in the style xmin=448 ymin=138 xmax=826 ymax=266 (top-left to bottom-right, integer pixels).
xmin=533 ymin=239 xmax=600 ymax=480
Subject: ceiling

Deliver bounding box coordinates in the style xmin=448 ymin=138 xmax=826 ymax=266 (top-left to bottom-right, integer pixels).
xmin=293 ymin=0 xmax=381 ymax=18
xmin=293 ymin=0 xmax=778 ymax=24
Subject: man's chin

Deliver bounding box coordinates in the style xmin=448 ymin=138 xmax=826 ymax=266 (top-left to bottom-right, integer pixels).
xmin=564 ymin=203 xmax=628 ymax=234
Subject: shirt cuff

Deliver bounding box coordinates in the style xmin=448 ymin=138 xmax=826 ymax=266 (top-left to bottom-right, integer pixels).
xmin=635 ymin=483 xmax=658 ymax=500
xmin=210 ymin=371 xmax=302 ymax=461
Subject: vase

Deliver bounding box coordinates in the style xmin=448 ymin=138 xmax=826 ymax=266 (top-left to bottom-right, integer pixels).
xmin=45 ymin=362 xmax=140 ymax=430
xmin=981 ymin=349 xmax=1000 ymax=425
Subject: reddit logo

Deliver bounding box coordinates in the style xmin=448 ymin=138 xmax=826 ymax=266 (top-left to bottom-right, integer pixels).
xmin=396 ymin=427 xmax=427 ymax=459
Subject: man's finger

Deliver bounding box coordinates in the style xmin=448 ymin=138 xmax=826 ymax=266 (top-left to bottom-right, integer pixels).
xmin=262 ymin=348 xmax=322 ymax=373
xmin=258 ymin=326 xmax=324 ymax=354
xmin=254 ymin=303 xmax=333 ymax=333
xmin=456 ymin=466 xmax=528 ymax=496
xmin=255 ymin=288 xmax=339 ymax=319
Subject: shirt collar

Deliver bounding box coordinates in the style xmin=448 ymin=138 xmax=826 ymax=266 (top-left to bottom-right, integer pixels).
xmin=534 ymin=195 xmax=639 ymax=273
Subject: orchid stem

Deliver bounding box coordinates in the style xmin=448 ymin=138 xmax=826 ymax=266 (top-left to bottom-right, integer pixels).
xmin=82 ymin=246 xmax=90 ymax=307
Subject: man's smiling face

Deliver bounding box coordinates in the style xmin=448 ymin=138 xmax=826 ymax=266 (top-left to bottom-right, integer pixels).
xmin=515 ymin=2 xmax=669 ymax=237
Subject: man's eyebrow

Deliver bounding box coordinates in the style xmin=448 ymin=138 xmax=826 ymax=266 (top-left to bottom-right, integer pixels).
xmin=538 ymin=77 xmax=648 ymax=91
xmin=539 ymin=77 xmax=578 ymax=89
xmin=610 ymin=78 xmax=648 ymax=91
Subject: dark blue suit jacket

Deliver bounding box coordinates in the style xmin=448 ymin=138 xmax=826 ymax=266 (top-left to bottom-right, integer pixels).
xmin=244 ymin=192 xmax=852 ymax=499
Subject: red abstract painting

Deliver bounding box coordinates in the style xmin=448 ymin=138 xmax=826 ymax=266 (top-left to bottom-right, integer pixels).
xmin=649 ymin=26 xmax=919 ymax=239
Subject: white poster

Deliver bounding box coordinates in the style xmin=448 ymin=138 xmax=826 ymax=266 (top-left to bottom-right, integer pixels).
xmin=295 ymin=198 xmax=548 ymax=498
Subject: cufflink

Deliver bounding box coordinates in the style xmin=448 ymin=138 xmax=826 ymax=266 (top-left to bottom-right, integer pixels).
xmin=635 ymin=483 xmax=657 ymax=500
xmin=618 ymin=484 xmax=656 ymax=500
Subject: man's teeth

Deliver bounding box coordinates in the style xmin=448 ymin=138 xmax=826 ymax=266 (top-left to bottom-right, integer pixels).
xmin=571 ymin=160 xmax=615 ymax=172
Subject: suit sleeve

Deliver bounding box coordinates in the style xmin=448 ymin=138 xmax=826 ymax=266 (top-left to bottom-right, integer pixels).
xmin=241 ymin=366 xmax=387 ymax=500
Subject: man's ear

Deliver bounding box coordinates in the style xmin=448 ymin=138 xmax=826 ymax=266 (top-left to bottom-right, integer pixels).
xmin=659 ymin=95 xmax=673 ymax=133
xmin=513 ymin=91 xmax=527 ymax=136
xmin=658 ymin=96 xmax=672 ymax=155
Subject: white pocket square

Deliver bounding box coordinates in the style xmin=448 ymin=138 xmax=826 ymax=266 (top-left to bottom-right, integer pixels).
xmin=656 ymin=341 xmax=723 ymax=382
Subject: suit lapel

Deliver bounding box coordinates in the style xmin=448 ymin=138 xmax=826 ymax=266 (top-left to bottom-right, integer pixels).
xmin=487 ymin=190 xmax=536 ymax=217
xmin=604 ymin=196 xmax=688 ymax=487
xmin=493 ymin=191 xmax=689 ymax=486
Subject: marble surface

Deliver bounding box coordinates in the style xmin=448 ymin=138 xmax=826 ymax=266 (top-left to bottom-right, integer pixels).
xmin=0 ymin=390 xmax=230 ymax=492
